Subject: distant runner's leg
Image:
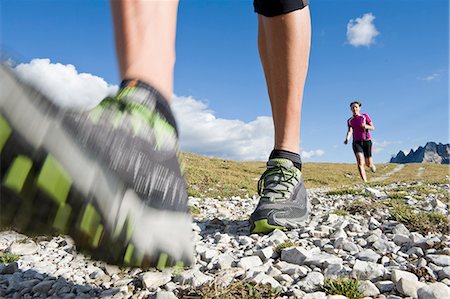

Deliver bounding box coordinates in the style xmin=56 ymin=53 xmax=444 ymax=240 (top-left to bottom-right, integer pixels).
xmin=111 ymin=0 xmax=179 ymax=101
xmin=356 ymin=153 xmax=368 ymax=182
xmin=250 ymin=1 xmax=311 ymax=233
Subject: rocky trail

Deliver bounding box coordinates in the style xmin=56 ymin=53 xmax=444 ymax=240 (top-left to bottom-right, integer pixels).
xmin=1 ymin=182 xmax=449 ymax=299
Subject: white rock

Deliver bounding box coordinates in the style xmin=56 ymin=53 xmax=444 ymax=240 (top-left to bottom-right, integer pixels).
xmin=302 ymin=291 xmax=327 ymax=299
xmin=175 ymin=269 xmax=213 ymax=288
xmin=393 ymin=234 xmax=412 ymax=245
xmin=9 ymin=240 xmax=38 ymax=255
xmin=237 ymin=256 xmax=262 ymax=271
xmin=418 ymin=282 xmax=450 ymax=299
xmin=304 ymin=252 xmax=343 ymax=269
xmin=297 ymin=271 xmax=324 ymax=292
xmin=391 ymin=269 xmax=419 ymax=283
xmin=352 ymin=260 xmax=384 ymax=281
xmin=265 ymin=229 xmax=288 ymax=245
xmin=396 ymin=278 xmax=426 ymax=298
xmin=356 ymin=249 xmax=381 ymax=263
xmin=427 ymin=255 xmax=450 ymax=267
xmin=140 ymin=271 xmax=172 ymax=290
xmin=150 ymin=291 xmax=178 ymax=299
xmin=365 ymin=187 xmax=387 ymax=198
xmin=215 ymin=253 xmax=235 ymax=270
xmin=201 ymin=249 xmax=218 ymax=262
xmin=256 ymin=246 xmax=275 ymax=261
xmin=361 ymin=280 xmax=380 ymax=297
xmin=249 ymin=272 xmax=281 ymax=289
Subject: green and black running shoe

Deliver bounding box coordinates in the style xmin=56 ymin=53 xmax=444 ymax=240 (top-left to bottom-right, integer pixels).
xmin=250 ymin=158 xmax=309 ymax=234
xmin=0 ymin=65 xmax=193 ymax=270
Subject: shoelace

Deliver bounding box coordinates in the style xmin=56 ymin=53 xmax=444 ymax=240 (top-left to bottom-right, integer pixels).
xmin=257 ymin=164 xmax=299 ymax=200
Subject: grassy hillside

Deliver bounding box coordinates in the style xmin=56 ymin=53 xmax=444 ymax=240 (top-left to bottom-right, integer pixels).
xmin=182 ymin=152 xmax=449 ymax=198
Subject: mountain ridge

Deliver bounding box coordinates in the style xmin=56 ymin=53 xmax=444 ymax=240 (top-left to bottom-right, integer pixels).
xmin=390 ymin=142 xmax=449 ymax=164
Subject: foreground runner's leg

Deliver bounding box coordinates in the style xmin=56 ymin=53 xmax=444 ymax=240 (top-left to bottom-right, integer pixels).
xmin=250 ymin=1 xmax=311 ymax=233
xmin=0 ymin=66 xmax=193 ymax=269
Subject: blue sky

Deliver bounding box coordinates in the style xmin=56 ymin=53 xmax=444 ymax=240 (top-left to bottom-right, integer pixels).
xmin=1 ymin=0 xmax=448 ymax=163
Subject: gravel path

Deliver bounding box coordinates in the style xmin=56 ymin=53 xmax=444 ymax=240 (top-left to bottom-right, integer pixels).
xmin=370 ymin=165 xmax=405 ymax=183
xmin=1 ymin=182 xmax=449 ymax=299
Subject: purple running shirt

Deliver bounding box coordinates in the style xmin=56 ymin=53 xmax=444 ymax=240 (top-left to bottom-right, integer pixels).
xmin=347 ymin=113 xmax=372 ymax=141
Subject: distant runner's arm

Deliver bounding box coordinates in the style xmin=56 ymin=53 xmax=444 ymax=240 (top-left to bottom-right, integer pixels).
xmin=362 ymin=122 xmax=375 ymax=130
xmin=344 ymin=127 xmax=352 ymax=144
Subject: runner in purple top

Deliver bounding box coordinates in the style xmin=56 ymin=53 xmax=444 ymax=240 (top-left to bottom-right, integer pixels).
xmin=344 ymin=101 xmax=376 ymax=182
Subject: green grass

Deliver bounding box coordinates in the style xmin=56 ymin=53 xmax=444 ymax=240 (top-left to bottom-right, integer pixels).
xmin=176 ymin=281 xmax=282 ymax=299
xmin=0 ymin=252 xmax=20 ymax=264
xmin=389 ymin=199 xmax=450 ymax=235
xmin=274 ymin=241 xmax=299 ymax=254
xmin=331 ymin=209 xmax=349 ymax=216
xmin=189 ymin=206 xmax=202 ymax=216
xmin=326 ymin=189 xmax=367 ymax=196
xmin=343 ymin=200 xmax=385 ymax=215
xmin=182 ymin=153 xmax=449 ymax=198
xmin=322 ymin=277 xmax=363 ymax=299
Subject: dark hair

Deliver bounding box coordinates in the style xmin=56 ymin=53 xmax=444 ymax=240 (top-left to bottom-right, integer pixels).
xmin=350 ymin=101 xmax=362 ymax=107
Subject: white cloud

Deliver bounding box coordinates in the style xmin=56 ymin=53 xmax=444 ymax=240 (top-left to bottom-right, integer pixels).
xmin=13 ymin=59 xmax=117 ymax=109
xmin=420 ymin=73 xmax=440 ymax=81
xmin=346 ymin=13 xmax=379 ymax=47
xmin=172 ymin=95 xmax=274 ymax=161
xmin=301 ymin=149 xmax=325 ymax=159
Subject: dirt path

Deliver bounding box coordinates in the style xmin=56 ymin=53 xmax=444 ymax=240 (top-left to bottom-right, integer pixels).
xmin=370 ymin=164 xmax=405 ymax=182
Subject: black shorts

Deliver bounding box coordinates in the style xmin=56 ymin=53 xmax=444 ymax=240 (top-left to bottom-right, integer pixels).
xmin=352 ymin=140 xmax=372 ymax=158
xmin=254 ymin=0 xmax=308 ymax=17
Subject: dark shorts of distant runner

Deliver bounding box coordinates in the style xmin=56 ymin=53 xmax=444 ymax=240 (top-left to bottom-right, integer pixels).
xmin=353 ymin=140 xmax=373 ymax=158
xmin=254 ymin=0 xmax=308 ymax=17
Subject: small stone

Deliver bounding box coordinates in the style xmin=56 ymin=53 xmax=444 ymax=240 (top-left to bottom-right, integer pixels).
xmin=438 ymin=266 xmax=450 ymax=280
xmin=393 ymin=234 xmax=412 ymax=246
xmin=265 ymin=229 xmax=288 ymax=245
xmin=302 ymin=291 xmax=327 ymax=299
xmin=216 ymin=253 xmax=235 ymax=270
xmin=356 ymin=249 xmax=381 ymax=263
xmin=31 ymin=280 xmax=54 ymax=295
xmin=176 ymin=269 xmax=213 ymax=288
xmin=281 ymin=247 xmax=318 ymax=265
xmin=376 ymin=281 xmax=395 ymax=293
xmin=0 ymin=262 xmax=18 ymax=274
xmin=248 ymin=272 xmax=281 ymax=288
xmin=256 ymin=246 xmax=275 ymax=261
xmin=150 ymin=291 xmax=178 ymax=299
